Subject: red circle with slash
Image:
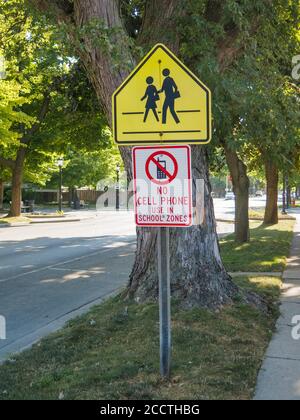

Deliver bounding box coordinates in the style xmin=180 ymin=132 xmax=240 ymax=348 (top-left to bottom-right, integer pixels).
xmin=145 ymin=151 xmax=179 ymax=185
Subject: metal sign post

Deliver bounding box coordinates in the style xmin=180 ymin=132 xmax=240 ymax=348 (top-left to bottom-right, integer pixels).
xmin=132 ymin=145 xmax=192 ymax=378
xmin=158 ymin=227 xmax=171 ymax=378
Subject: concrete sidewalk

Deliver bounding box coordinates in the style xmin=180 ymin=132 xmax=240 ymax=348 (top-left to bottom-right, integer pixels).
xmin=255 ymin=212 xmax=300 ymax=400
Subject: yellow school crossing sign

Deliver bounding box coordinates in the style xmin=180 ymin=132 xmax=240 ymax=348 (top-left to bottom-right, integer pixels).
xmin=112 ymin=44 xmax=212 ymax=146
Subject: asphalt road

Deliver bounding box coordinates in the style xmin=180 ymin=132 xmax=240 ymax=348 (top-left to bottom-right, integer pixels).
xmin=213 ymin=196 xmax=268 ymax=219
xmin=0 ymin=212 xmax=137 ymax=361
xmin=0 ymin=198 xmax=265 ymax=361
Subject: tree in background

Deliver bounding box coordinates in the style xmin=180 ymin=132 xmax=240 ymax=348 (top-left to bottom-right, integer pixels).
xmin=0 ymin=0 xmax=67 ymax=216
xmin=47 ymin=141 xmax=120 ymax=201
xmin=180 ymin=0 xmax=300 ymax=239
xmin=0 ymin=72 xmax=31 ymax=208
xmin=0 ymin=1 xmax=115 ymax=216
xmin=0 ymin=54 xmax=34 ymax=203
xmin=0 ymin=166 xmax=11 ymax=209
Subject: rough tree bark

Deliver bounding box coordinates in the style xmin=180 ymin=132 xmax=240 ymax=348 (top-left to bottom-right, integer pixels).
xmin=0 ymin=158 xmax=15 ymax=211
xmin=287 ymin=181 xmax=291 ymax=207
xmin=264 ymin=160 xmax=279 ymax=225
xmin=214 ymin=1 xmax=264 ymax=244
xmin=0 ymin=179 xmax=4 ymax=209
xmin=224 ymin=146 xmax=250 ymax=243
xmin=32 ymin=0 xmax=240 ymax=308
xmin=2 ymin=93 xmax=51 ymax=218
xmin=8 ymin=149 xmax=26 ymax=217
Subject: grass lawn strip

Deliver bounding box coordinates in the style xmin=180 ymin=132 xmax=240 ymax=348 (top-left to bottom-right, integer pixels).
xmin=220 ymin=220 xmax=294 ymax=273
xmin=0 ymin=276 xmax=281 ymax=400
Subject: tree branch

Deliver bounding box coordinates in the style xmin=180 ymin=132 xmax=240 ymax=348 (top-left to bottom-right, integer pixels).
xmin=29 ymin=0 xmax=74 ymax=22
xmin=217 ymin=22 xmax=262 ymax=74
xmin=202 ymin=1 xmax=264 ymax=74
xmin=21 ymin=93 xmax=51 ymax=145
xmin=137 ymin=0 xmax=183 ymax=51
xmin=30 ymin=0 xmax=135 ymax=175
xmin=0 ymin=157 xmax=15 ymax=170
xmin=70 ymin=0 xmax=135 ymax=123
xmin=217 ymin=28 xmax=242 ymax=74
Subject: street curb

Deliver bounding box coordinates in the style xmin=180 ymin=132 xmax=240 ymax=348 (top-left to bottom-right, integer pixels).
xmin=229 ymin=272 xmax=282 ymax=277
xmin=216 ymin=217 xmax=296 ymax=224
xmin=0 ymin=287 xmax=124 ymax=364
xmin=0 ymin=223 xmax=30 ymax=228
xmin=30 ymin=218 xmax=81 ymax=224
xmin=0 ymin=219 xmax=82 ymax=227
xmin=249 ymin=217 xmax=296 ymax=221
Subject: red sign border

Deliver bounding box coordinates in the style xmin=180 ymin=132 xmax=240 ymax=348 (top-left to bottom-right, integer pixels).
xmin=132 ymin=145 xmax=193 ymax=228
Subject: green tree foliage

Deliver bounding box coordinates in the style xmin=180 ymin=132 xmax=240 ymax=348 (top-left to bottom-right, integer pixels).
xmin=48 ymin=141 xmax=121 ymax=191
xmin=178 ymin=0 xmax=300 ymax=230
xmin=0 ymin=78 xmax=33 ymax=148
xmin=0 ymin=0 xmax=119 ymax=215
xmin=179 ymin=0 xmax=300 ymax=166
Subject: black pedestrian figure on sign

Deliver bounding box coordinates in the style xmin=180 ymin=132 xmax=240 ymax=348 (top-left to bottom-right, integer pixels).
xmin=159 ymin=68 xmax=180 ymax=124
xmin=141 ymin=77 xmax=160 ymax=123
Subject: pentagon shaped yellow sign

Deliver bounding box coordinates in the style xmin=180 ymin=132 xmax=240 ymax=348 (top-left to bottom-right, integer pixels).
xmin=112 ymin=44 xmax=212 ymax=146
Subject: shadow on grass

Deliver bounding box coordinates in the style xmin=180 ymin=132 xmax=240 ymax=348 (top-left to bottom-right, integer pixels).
xmin=234 ymin=276 xmax=282 ymax=311
xmin=220 ymin=221 xmax=294 ymax=273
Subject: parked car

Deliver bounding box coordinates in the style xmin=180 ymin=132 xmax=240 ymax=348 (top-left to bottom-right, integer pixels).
xmin=225 ymin=192 xmax=235 ymax=200
xmin=255 ymin=190 xmax=264 ymax=197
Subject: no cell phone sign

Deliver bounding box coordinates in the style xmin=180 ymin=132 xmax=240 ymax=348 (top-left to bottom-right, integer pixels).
xmin=133 ymin=146 xmax=193 ymax=227
xmin=145 ymin=151 xmax=179 ymax=185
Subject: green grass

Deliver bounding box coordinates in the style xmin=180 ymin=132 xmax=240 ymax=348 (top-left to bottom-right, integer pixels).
xmin=27 ymin=214 xmax=65 ymax=219
xmin=248 ymin=209 xmax=295 ymax=221
xmin=220 ymin=220 xmax=294 ymax=273
xmin=0 ymin=276 xmax=281 ymax=401
xmin=0 ymin=216 xmax=31 ymax=224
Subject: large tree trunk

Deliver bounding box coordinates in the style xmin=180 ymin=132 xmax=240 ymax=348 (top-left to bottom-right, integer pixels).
xmin=32 ymin=0 xmax=238 ymax=308
xmin=0 ymin=180 xmax=4 ymax=210
xmin=224 ymin=146 xmax=250 ymax=243
xmin=287 ymin=181 xmax=291 ymax=208
xmin=264 ymin=160 xmax=279 ymax=225
xmin=8 ymin=149 xmax=26 ymax=218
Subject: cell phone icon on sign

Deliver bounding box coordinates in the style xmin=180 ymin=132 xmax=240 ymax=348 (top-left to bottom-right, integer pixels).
xmin=157 ymin=157 xmax=167 ymax=180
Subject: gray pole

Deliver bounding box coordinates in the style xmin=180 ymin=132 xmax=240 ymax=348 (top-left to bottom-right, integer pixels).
xmin=158 ymin=227 xmax=171 ymax=378
xmin=286 ymin=175 xmax=290 ymax=209
xmin=59 ymin=166 xmax=63 ymax=213
xmin=282 ymin=173 xmax=287 ymax=215
xmin=116 ymin=169 xmax=120 ymax=211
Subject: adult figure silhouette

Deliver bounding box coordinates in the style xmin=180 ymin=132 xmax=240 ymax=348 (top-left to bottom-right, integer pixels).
xmin=141 ymin=76 xmax=160 ymax=123
xmin=159 ymin=68 xmax=180 ymax=124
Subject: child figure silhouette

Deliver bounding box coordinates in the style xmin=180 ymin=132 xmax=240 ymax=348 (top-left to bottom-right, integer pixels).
xmin=141 ymin=77 xmax=160 ymax=123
